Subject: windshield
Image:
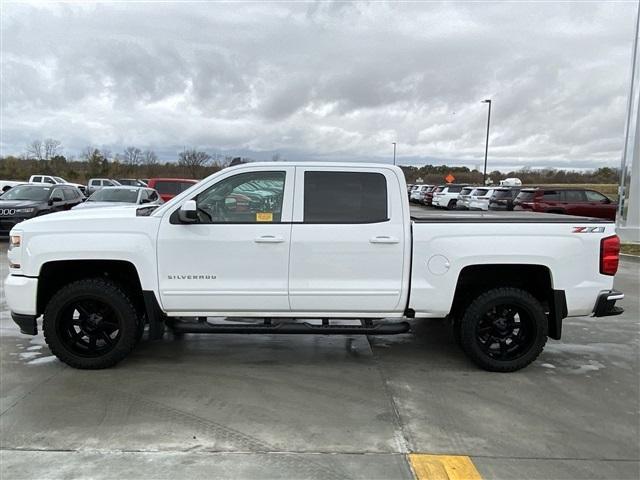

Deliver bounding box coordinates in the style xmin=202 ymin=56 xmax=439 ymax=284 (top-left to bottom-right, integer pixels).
xmin=53 ymin=176 xmax=66 ymax=183
xmin=88 ymin=188 xmax=139 ymax=203
xmin=0 ymin=185 xmax=51 ymax=201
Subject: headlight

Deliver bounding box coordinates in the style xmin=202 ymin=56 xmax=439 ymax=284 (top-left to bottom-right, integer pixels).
xmin=14 ymin=207 xmax=35 ymax=214
xmin=9 ymin=234 xmax=21 ymax=249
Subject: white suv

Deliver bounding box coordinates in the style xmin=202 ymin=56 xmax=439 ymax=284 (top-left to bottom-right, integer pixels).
xmin=432 ymin=184 xmax=469 ymax=209
xmin=468 ymin=187 xmax=497 ymax=211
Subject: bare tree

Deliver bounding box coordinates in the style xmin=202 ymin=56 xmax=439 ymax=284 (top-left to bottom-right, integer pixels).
xmin=26 ymin=139 xmax=62 ymax=161
xmin=26 ymin=140 xmax=44 ymax=161
xmin=141 ymin=149 xmax=158 ymax=167
xmin=178 ymin=149 xmax=211 ymax=178
xmin=120 ymin=146 xmax=143 ymax=167
xmin=43 ymin=139 xmax=62 ymax=160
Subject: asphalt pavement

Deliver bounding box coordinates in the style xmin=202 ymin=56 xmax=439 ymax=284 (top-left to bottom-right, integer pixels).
xmin=0 ymin=233 xmax=638 ymax=480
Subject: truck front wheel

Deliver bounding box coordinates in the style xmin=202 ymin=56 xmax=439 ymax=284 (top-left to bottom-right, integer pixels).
xmin=43 ymin=278 xmax=139 ymax=369
xmin=458 ymin=287 xmax=548 ymax=372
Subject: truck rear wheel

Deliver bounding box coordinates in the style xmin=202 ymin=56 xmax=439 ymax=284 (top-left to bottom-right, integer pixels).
xmin=43 ymin=278 xmax=139 ymax=369
xmin=458 ymin=287 xmax=547 ymax=372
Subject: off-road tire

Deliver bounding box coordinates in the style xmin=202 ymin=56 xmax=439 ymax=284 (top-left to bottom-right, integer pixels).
xmin=459 ymin=287 xmax=548 ymax=372
xmin=43 ymin=278 xmax=138 ymax=369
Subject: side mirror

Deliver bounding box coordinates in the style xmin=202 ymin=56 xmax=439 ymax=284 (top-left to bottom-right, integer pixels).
xmin=49 ymin=196 xmax=63 ymax=205
xmin=178 ymin=199 xmax=198 ymax=223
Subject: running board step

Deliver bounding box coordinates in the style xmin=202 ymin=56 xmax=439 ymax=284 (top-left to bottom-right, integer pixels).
xmin=167 ymin=320 xmax=411 ymax=335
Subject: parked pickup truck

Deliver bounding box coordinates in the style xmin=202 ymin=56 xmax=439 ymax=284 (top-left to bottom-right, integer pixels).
xmin=5 ymin=163 xmax=624 ymax=372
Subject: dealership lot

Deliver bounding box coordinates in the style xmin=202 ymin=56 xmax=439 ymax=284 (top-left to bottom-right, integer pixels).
xmin=0 ymin=232 xmax=638 ymax=479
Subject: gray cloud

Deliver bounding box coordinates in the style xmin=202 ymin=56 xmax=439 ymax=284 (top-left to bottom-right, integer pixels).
xmin=0 ymin=1 xmax=636 ymax=170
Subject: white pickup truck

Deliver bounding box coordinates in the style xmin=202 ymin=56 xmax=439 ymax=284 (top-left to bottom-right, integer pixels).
xmin=5 ymin=163 xmax=624 ymax=372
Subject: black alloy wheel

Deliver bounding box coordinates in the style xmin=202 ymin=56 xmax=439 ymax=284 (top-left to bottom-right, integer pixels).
xmin=43 ymin=278 xmax=139 ymax=369
xmin=475 ymin=304 xmax=534 ymax=362
xmin=458 ymin=287 xmax=548 ymax=372
xmin=57 ymin=298 xmax=122 ymax=357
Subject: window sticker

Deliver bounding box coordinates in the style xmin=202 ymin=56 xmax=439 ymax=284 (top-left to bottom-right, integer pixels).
xmin=256 ymin=212 xmax=273 ymax=222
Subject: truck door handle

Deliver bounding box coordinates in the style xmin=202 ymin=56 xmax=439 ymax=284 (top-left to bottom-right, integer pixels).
xmin=370 ymin=236 xmax=399 ymax=244
xmin=254 ymin=235 xmax=285 ymax=243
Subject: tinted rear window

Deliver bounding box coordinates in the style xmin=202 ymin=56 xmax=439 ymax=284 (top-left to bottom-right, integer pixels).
xmin=460 ymin=187 xmax=474 ymax=195
xmin=542 ymin=190 xmax=560 ymax=201
xmin=516 ymin=191 xmax=537 ymax=201
xmin=493 ymin=189 xmax=516 ymax=199
xmin=474 ymin=188 xmax=489 ymax=196
xmin=154 ymin=181 xmax=196 ymax=195
xmin=304 ymin=171 xmax=387 ymax=223
xmin=447 ymin=185 xmax=464 ymax=193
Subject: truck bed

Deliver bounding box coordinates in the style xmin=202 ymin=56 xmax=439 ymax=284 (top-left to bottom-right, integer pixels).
xmin=410 ymin=210 xmax=612 ymax=223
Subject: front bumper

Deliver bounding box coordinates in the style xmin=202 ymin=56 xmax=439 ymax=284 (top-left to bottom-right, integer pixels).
xmin=593 ymin=290 xmax=625 ymax=317
xmin=5 ymin=274 xmax=38 ymax=315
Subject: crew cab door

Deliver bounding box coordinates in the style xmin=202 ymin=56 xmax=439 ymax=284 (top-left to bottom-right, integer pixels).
xmin=157 ymin=167 xmax=294 ymax=313
xmin=288 ymin=167 xmax=407 ymax=313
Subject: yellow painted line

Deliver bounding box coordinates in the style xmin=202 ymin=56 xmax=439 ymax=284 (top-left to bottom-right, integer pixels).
xmin=408 ymin=454 xmax=483 ymax=480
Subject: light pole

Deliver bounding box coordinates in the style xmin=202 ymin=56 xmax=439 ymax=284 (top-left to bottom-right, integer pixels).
xmin=482 ymin=99 xmax=492 ymax=185
xmin=392 ymin=142 xmax=397 ymax=165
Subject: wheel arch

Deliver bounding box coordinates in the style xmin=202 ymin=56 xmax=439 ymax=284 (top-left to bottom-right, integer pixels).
xmin=449 ymin=263 xmax=566 ymax=339
xmin=38 ymin=260 xmax=144 ymax=316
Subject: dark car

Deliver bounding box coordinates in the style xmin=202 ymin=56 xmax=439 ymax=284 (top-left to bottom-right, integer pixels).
xmin=513 ymin=188 xmax=617 ymax=220
xmin=147 ymin=178 xmax=199 ymax=202
xmin=0 ymin=184 xmax=84 ymax=235
xmin=489 ymin=187 xmax=522 ymax=211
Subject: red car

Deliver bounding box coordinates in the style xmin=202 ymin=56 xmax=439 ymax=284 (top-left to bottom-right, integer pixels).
xmin=513 ymin=188 xmax=617 ymax=220
xmin=146 ymin=178 xmax=198 ymax=202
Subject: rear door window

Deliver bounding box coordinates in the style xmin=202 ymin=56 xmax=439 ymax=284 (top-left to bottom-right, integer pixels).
xmin=542 ymin=190 xmax=560 ymax=201
xmin=563 ymin=190 xmax=586 ymax=202
xmin=32 ymin=176 xmax=42 ymax=182
xmin=303 ymin=171 xmax=387 ymax=223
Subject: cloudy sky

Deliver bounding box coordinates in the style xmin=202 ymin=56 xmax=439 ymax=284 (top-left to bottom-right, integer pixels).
xmin=1 ymin=1 xmax=637 ymax=170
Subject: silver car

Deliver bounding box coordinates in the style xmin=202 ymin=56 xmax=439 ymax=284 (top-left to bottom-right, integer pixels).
xmin=73 ymin=186 xmax=163 ymax=210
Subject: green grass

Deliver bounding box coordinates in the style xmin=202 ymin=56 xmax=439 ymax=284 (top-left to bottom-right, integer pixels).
xmin=621 ymin=243 xmax=640 ymax=256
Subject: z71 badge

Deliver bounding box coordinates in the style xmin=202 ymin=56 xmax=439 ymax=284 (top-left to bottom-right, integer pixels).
xmin=572 ymin=226 xmax=605 ymax=233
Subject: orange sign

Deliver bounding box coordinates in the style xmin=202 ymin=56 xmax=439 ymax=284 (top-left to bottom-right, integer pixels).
xmin=445 ymin=173 xmax=455 ymax=183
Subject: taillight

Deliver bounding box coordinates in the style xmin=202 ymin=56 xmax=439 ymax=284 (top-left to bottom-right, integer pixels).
xmin=600 ymin=235 xmax=620 ymax=276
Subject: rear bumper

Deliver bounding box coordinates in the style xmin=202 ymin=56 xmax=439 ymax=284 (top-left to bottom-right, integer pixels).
xmin=593 ymin=290 xmax=625 ymax=317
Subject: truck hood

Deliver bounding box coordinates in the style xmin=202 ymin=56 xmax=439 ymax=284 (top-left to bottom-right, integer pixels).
xmin=12 ymin=205 xmax=153 ymax=234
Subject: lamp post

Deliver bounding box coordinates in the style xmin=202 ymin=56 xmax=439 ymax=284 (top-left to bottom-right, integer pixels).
xmin=482 ymin=99 xmax=492 ymax=185
xmin=392 ymin=142 xmax=397 ymax=165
